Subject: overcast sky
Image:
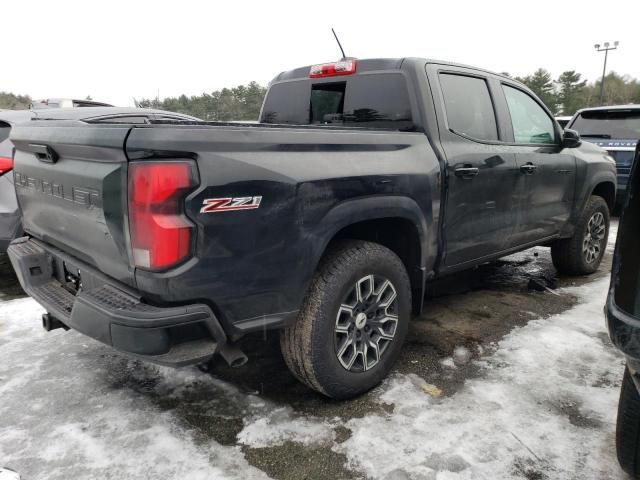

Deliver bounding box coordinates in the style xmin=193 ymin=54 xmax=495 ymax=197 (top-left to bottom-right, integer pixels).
xmin=4 ymin=0 xmax=639 ymax=107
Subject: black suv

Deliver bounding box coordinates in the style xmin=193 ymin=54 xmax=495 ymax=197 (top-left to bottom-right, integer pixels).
xmin=607 ymin=142 xmax=640 ymax=477
xmin=568 ymin=105 xmax=640 ymax=206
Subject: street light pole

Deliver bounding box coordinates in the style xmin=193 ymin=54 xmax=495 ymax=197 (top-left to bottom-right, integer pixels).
xmin=594 ymin=41 xmax=619 ymax=105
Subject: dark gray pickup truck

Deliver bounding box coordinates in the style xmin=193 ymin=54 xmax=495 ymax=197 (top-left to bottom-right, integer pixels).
xmin=8 ymin=58 xmax=617 ymax=398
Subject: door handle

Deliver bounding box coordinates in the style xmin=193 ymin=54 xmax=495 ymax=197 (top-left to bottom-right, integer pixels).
xmin=519 ymin=163 xmax=537 ymax=174
xmin=454 ymin=166 xmax=479 ymax=179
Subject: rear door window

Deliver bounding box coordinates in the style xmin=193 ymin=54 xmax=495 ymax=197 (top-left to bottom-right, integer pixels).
xmin=261 ymin=73 xmax=414 ymax=130
xmin=502 ymin=85 xmax=556 ymax=144
xmin=439 ymin=73 xmax=498 ymax=141
xmin=570 ymin=109 xmax=640 ymax=139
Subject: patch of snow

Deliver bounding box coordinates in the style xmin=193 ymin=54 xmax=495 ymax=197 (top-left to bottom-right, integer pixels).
xmin=237 ymin=407 xmax=335 ymax=448
xmin=335 ymin=277 xmax=625 ymax=479
xmin=0 ymin=298 xmax=270 ymax=480
xmin=441 ymin=357 xmax=456 ymax=369
xmin=452 ymin=346 xmax=472 ymax=367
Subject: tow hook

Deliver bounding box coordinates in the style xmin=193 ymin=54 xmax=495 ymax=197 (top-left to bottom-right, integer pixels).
xmin=219 ymin=344 xmax=248 ymax=367
xmin=42 ymin=313 xmax=69 ymax=332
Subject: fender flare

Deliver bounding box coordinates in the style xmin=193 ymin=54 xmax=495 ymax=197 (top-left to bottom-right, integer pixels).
xmin=310 ymin=195 xmax=429 ymax=264
xmin=299 ymin=195 xmax=431 ymax=315
xmin=583 ymin=171 xmax=617 ymax=210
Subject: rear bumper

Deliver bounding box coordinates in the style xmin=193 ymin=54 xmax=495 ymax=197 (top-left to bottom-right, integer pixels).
xmin=7 ymin=237 xmax=227 ymax=366
xmin=606 ymin=291 xmax=640 ymax=361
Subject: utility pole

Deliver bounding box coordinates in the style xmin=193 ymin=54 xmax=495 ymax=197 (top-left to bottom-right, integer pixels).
xmin=594 ymin=41 xmax=619 ymax=105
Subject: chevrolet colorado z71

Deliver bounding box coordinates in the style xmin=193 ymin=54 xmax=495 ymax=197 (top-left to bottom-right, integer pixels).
xmin=8 ymin=58 xmax=617 ymax=399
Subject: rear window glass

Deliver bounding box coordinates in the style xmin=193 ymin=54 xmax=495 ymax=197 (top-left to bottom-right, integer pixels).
xmin=571 ymin=110 xmax=640 ymax=139
xmin=261 ymin=73 xmax=414 ymax=130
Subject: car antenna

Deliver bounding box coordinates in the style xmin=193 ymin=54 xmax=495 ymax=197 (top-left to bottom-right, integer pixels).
xmin=332 ymin=28 xmax=347 ymax=60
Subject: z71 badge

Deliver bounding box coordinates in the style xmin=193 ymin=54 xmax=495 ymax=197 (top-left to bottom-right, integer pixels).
xmin=200 ymin=196 xmax=262 ymax=213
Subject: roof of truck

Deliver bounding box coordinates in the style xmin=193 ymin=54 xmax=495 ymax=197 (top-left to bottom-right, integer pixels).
xmin=273 ymin=57 xmax=517 ymax=84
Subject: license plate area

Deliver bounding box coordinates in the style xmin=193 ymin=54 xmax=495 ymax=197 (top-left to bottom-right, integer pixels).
xmin=62 ymin=261 xmax=82 ymax=294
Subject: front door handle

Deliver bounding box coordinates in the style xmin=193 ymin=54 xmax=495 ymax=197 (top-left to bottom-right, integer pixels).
xmin=520 ymin=163 xmax=537 ymax=174
xmin=454 ymin=166 xmax=479 ymax=179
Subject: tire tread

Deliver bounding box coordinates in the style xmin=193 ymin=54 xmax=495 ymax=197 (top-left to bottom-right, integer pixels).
xmin=617 ymin=366 xmax=640 ymax=477
xmin=551 ymin=195 xmax=609 ymax=275
xmin=280 ymin=240 xmax=410 ymax=398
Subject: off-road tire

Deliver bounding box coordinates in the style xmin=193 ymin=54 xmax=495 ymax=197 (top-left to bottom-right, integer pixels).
xmin=280 ymin=240 xmax=411 ymax=399
xmin=617 ymin=366 xmax=640 ymax=478
xmin=551 ymin=195 xmax=609 ymax=275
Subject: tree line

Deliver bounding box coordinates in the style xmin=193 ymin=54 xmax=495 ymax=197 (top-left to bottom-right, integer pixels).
xmin=511 ymin=70 xmax=640 ymax=115
xmin=0 ymin=92 xmax=32 ymax=110
xmin=2 ymin=70 xmax=639 ymax=119
xmin=136 ymin=81 xmax=266 ymax=121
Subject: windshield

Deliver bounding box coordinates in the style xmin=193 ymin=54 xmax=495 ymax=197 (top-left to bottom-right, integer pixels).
xmin=570 ymin=109 xmax=640 ymax=138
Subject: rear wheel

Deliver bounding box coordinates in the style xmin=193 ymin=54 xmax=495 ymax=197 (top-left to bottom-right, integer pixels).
xmin=617 ymin=365 xmax=640 ymax=478
xmin=280 ymin=240 xmax=411 ymax=399
xmin=551 ymin=195 xmax=609 ymax=275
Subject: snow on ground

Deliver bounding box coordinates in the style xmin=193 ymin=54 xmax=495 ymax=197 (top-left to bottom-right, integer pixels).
xmin=0 ymin=222 xmax=627 ymax=479
xmin=332 ymin=276 xmax=625 ymax=479
xmin=0 ymin=300 xmax=273 ymax=480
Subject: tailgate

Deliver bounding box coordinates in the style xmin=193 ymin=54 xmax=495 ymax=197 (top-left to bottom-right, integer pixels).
xmin=10 ymin=122 xmax=134 ymax=286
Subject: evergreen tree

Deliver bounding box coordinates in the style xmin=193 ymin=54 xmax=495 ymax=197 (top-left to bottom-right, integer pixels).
xmin=556 ymin=71 xmax=587 ymax=115
xmin=0 ymin=92 xmax=32 ymax=110
xmin=516 ymin=68 xmax=558 ymax=112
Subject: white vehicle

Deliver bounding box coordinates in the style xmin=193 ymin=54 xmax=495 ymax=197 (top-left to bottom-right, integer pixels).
xmin=555 ymin=115 xmax=572 ymax=129
xmin=30 ymin=98 xmax=113 ymax=109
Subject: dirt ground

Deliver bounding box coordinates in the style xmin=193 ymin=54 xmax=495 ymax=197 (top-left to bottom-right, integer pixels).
xmin=0 ymin=225 xmax=618 ymax=480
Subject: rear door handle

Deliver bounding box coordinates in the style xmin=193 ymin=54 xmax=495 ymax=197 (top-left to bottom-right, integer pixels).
xmin=454 ymin=166 xmax=479 ymax=179
xmin=519 ymin=163 xmax=537 ymax=174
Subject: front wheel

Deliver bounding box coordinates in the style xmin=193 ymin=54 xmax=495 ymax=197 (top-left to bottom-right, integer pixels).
xmin=551 ymin=195 xmax=610 ymax=275
xmin=280 ymin=240 xmax=411 ymax=399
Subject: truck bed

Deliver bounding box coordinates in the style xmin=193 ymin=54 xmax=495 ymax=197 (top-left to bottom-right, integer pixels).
xmin=10 ymin=120 xmax=439 ymax=330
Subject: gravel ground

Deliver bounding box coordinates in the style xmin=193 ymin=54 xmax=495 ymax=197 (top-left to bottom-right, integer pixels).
xmin=0 ymin=222 xmax=625 ymax=479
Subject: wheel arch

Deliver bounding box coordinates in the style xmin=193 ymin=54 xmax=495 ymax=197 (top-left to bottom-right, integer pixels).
xmin=592 ymin=180 xmax=616 ymax=212
xmin=309 ymin=196 xmax=430 ymax=315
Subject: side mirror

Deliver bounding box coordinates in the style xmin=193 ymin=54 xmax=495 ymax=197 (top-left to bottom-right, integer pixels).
xmin=562 ymin=128 xmax=581 ymax=148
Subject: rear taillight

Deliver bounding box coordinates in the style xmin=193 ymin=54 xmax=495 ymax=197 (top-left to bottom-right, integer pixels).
xmin=309 ymin=59 xmax=357 ymax=78
xmin=128 ymin=161 xmax=197 ymax=270
xmin=0 ymin=157 xmax=12 ymax=175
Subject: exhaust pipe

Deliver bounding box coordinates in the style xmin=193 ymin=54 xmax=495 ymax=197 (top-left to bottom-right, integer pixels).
xmin=42 ymin=314 xmax=69 ymax=332
xmin=219 ymin=344 xmax=248 ymax=368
